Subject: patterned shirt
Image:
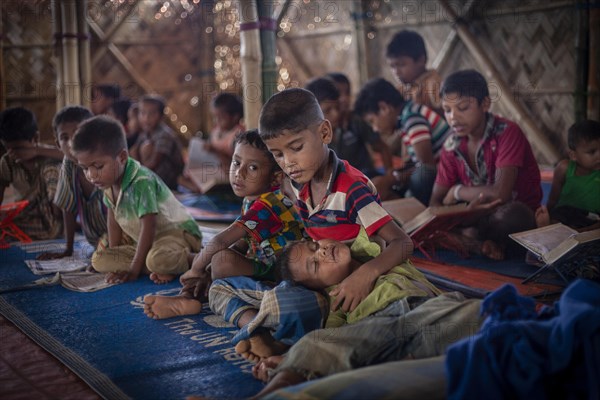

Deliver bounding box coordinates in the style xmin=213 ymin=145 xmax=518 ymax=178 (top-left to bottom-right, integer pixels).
xmin=292 ymin=150 xmax=392 ymax=241
xmin=435 ymin=113 xmax=542 ymax=211
xmin=0 ymin=154 xmax=62 ymax=240
xmin=54 ymin=158 xmax=107 ymax=245
xmin=391 ymin=101 xmax=451 ymax=164
xmin=235 ymin=189 xmax=307 ymax=267
xmin=103 ymin=158 xmax=201 ymax=241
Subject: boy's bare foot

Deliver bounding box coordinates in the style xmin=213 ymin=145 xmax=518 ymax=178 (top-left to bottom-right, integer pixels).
xmin=481 ymin=240 xmax=505 ymax=260
xmin=251 ymin=355 xmax=284 ymax=382
xmin=143 ymin=295 xmax=202 ymax=319
xmin=234 ymin=331 xmax=289 ymax=363
xmin=150 ymin=272 xmax=175 ymax=284
xmin=535 ymin=206 xmax=551 ymax=227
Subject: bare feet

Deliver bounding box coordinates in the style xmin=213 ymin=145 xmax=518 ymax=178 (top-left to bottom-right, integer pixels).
xmin=234 ymin=331 xmax=289 ymax=363
xmin=143 ymin=295 xmax=202 ymax=319
xmin=150 ymin=272 xmax=176 ymax=284
xmin=481 ymin=240 xmax=505 ymax=260
xmin=535 ymin=206 xmax=551 ymax=227
xmin=252 ymin=355 xmax=284 ymax=382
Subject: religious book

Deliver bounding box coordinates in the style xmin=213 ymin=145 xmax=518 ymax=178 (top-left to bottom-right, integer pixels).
xmin=185 ymin=137 xmax=230 ymax=193
xmin=510 ymin=223 xmax=600 ymax=267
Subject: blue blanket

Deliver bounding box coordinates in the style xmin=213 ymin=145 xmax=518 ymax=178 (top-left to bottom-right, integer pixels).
xmin=446 ymin=279 xmax=600 ymax=400
xmin=0 ymin=243 xmax=264 ymax=399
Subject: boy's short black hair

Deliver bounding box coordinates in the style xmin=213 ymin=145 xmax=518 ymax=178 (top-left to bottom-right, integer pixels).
xmin=567 ymin=119 xmax=600 ymax=150
xmin=386 ymin=30 xmax=427 ymax=61
xmin=274 ymin=241 xmax=303 ymax=283
xmin=71 ymin=115 xmax=127 ymax=158
xmin=354 ymin=78 xmax=406 ymax=117
xmin=211 ymin=93 xmax=244 ymax=118
xmin=140 ymin=94 xmax=166 ymax=115
xmin=52 ymin=106 xmax=93 ymax=134
xmin=305 ymin=77 xmax=340 ymax=103
xmin=110 ymin=98 xmax=132 ymax=125
xmin=440 ymin=69 xmax=489 ymax=104
xmin=259 ymin=88 xmax=324 ymax=140
xmin=0 ymin=107 xmax=38 ymax=142
xmin=233 ymin=129 xmax=280 ymax=171
xmin=94 ymin=84 xmax=121 ymax=100
xmin=325 ymin=72 xmax=351 ymax=87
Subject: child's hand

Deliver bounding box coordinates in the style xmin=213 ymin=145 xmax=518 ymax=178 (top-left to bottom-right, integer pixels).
xmin=180 ymin=268 xmax=212 ymax=299
xmin=329 ymin=268 xmax=377 ymax=313
xmin=443 ymin=185 xmax=460 ymax=205
xmin=36 ymin=250 xmax=73 ymax=260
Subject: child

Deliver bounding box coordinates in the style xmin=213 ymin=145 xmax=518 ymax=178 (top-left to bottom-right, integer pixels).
xmin=91 ymin=83 xmax=121 ymax=116
xmin=138 ymin=94 xmax=185 ymax=189
xmin=259 ymin=88 xmax=414 ymax=313
xmin=70 ymin=115 xmax=202 ymax=284
xmin=107 ymin=98 xmax=131 ymax=130
xmin=431 ymin=69 xmax=541 ymax=259
xmin=354 ymin=77 xmax=451 ymax=204
xmin=306 ymin=76 xmax=394 ymax=180
xmin=0 ymin=107 xmax=63 ymax=240
xmin=386 ymin=29 xmax=443 ymax=116
xmin=207 ymin=92 xmax=245 ymax=167
xmin=125 ymin=102 xmax=142 ymax=160
xmin=232 ymin=231 xmax=479 ymax=398
xmin=38 ymin=106 xmax=107 ymax=260
xmin=538 ymin=119 xmax=600 ymax=230
xmin=143 ymin=129 xmax=307 ymax=319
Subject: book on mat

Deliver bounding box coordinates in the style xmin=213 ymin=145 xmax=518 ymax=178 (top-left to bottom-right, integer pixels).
xmin=185 ymin=137 xmax=230 ymax=193
xmin=382 ymin=198 xmax=472 ymax=237
xmin=510 ymin=223 xmax=600 ymax=266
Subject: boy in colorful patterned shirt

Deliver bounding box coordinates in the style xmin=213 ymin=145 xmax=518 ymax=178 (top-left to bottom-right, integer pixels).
xmin=143 ymin=129 xmax=306 ymax=319
xmin=38 ymin=106 xmax=107 ymax=260
xmin=71 ymin=115 xmax=202 ymax=284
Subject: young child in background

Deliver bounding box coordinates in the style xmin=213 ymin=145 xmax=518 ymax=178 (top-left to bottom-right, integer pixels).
xmin=431 ymin=69 xmax=541 ymax=259
xmin=207 ymin=92 xmax=245 ymax=167
xmin=38 ymin=106 xmax=107 ymax=260
xmin=143 ymin=129 xmax=307 ymax=319
xmin=354 ymin=78 xmax=451 ymax=204
xmin=91 ymin=83 xmax=121 ymax=116
xmin=125 ymin=102 xmax=142 ymax=160
xmin=71 ymin=116 xmax=202 ymax=284
xmin=386 ymin=30 xmax=444 ymax=116
xmin=306 ymin=76 xmax=394 ymax=181
xmin=107 ymin=98 xmax=131 ymax=130
xmin=138 ymin=94 xmax=185 ymax=189
xmin=0 ymin=107 xmax=63 ymax=240
xmin=259 ymin=88 xmax=413 ymax=313
xmin=537 ymin=119 xmax=600 ymax=230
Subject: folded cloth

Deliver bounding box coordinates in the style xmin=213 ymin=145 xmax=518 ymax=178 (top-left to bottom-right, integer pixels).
xmin=446 ymin=279 xmax=600 ymax=400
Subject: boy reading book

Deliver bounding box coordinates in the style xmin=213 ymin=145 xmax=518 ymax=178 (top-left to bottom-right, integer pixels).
xmin=71 ymin=115 xmax=202 ymax=284
xmin=430 ymin=70 xmax=541 ymax=259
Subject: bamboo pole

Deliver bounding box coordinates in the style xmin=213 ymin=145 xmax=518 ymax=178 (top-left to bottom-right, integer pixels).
xmin=438 ymin=0 xmax=560 ymax=165
xmin=77 ymin=0 xmax=92 ymax=108
xmin=198 ymin=0 xmax=216 ymax=137
xmin=52 ymin=0 xmax=65 ymax=109
xmin=587 ymin=7 xmax=599 ymax=120
xmin=61 ymin=0 xmax=81 ymax=105
xmin=351 ymin=0 xmax=369 ymax=85
xmin=258 ymin=0 xmax=277 ymax=102
xmin=238 ymin=0 xmax=263 ymax=129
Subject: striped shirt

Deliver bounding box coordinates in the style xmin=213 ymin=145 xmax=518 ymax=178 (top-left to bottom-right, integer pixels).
xmin=395 ymin=101 xmax=451 ymax=164
xmin=292 ymin=150 xmax=392 ymax=241
xmin=54 ymin=158 xmax=107 ymax=246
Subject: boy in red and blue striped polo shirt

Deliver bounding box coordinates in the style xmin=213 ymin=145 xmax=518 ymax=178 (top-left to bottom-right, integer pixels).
xmin=259 ymin=88 xmax=413 ymax=313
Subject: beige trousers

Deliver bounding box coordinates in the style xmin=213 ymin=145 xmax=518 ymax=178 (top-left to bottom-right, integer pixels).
xmin=92 ymin=230 xmax=201 ymax=275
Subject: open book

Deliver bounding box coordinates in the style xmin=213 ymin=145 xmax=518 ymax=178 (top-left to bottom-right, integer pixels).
xmin=185 ymin=137 xmax=230 ymax=193
xmin=382 ymin=198 xmax=472 ymax=236
xmin=510 ymin=223 xmax=600 ymax=266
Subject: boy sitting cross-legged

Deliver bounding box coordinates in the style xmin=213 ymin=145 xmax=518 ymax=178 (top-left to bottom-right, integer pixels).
xmin=143 ymin=129 xmax=307 ymax=319
xmin=71 ymin=115 xmax=202 ymax=284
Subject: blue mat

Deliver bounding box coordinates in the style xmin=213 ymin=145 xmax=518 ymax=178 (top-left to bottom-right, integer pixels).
xmin=0 ymin=243 xmax=264 ymax=400
xmin=177 ymin=190 xmax=242 ymax=222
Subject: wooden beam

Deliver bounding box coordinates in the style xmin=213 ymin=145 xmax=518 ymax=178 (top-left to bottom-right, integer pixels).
xmin=61 ymin=0 xmax=81 ymax=105
xmin=431 ymin=0 xmax=476 ymax=72
xmin=351 ymin=0 xmax=369 ymax=85
xmin=238 ymin=0 xmax=263 ymax=129
xmin=77 ymin=0 xmax=92 ymax=108
xmin=52 ymin=0 xmax=65 ymax=110
xmin=438 ymin=0 xmax=561 ymax=165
